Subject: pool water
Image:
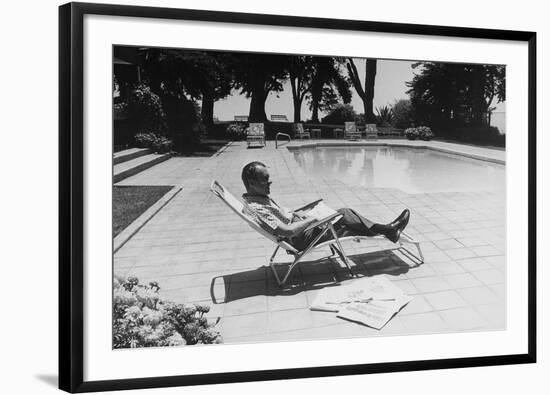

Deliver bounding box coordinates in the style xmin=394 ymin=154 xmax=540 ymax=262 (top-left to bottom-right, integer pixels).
xmin=291 ymin=146 xmax=505 ymax=194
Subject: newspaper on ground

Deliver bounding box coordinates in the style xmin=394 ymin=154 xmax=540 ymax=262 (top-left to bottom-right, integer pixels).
xmin=309 ymin=276 xmax=413 ymax=329
xmin=336 ymin=294 xmax=413 ymax=329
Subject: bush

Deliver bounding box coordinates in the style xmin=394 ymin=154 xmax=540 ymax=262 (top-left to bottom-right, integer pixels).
xmin=162 ymin=97 xmax=203 ymax=150
xmin=417 ymin=126 xmax=434 ymax=141
xmin=404 ymin=127 xmax=419 ymax=140
xmin=449 ymin=126 xmax=505 ymax=147
xmin=392 ymin=99 xmax=414 ymax=129
xmin=375 ymin=105 xmax=394 ymax=126
xmin=225 ymin=123 xmax=247 ymax=141
xmin=127 ymin=83 xmax=167 ymax=134
xmin=135 ymin=132 xmax=174 ymax=153
xmin=113 ymin=276 xmax=222 ymax=348
xmin=321 ymin=104 xmax=357 ymax=125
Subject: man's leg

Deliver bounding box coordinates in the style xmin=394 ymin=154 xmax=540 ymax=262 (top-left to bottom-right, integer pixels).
xmin=336 ymin=207 xmax=410 ymax=243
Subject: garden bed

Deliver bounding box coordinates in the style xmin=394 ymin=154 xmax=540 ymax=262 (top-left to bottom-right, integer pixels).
xmin=113 ymin=185 xmax=173 ymax=237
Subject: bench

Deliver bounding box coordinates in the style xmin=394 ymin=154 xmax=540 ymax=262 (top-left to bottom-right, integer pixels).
xmin=270 ymin=114 xmax=289 ymax=122
xmin=234 ymin=115 xmax=249 ymax=122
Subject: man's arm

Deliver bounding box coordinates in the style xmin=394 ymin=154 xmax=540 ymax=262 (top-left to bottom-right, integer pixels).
xmin=274 ymin=216 xmax=318 ymax=238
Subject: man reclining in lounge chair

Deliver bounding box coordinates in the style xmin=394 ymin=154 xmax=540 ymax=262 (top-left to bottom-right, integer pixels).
xmin=241 ymin=161 xmax=410 ymax=250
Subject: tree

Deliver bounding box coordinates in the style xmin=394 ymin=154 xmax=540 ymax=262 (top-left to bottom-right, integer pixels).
xmin=346 ymin=58 xmax=377 ymax=123
xmin=230 ymin=53 xmax=288 ymax=122
xmin=138 ymin=49 xmax=233 ymax=126
xmin=392 ymin=99 xmax=414 ymax=128
xmin=287 ymin=56 xmax=315 ymax=122
xmin=406 ymin=62 xmax=505 ymax=128
xmin=308 ymin=57 xmax=352 ymax=123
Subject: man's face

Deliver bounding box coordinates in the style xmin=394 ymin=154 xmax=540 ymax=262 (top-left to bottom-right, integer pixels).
xmin=249 ymin=166 xmax=272 ymax=196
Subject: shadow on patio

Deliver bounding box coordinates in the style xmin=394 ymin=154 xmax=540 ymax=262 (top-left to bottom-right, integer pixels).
xmin=210 ymin=250 xmax=412 ymax=304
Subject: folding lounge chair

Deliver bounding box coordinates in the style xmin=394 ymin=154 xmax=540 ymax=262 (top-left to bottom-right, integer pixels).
xmin=247 ymin=123 xmax=266 ymax=148
xmin=364 ymin=123 xmax=379 ymax=140
xmin=344 ymin=122 xmax=362 ymax=140
xmin=210 ymin=180 xmax=424 ymax=287
xmin=292 ymin=123 xmax=311 ymax=140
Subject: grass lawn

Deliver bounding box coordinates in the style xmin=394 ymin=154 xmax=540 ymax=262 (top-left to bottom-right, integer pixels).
xmin=113 ymin=185 xmax=173 ymax=237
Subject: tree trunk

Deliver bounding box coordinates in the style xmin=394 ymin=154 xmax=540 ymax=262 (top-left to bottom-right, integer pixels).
xmin=201 ymin=92 xmax=214 ymax=126
xmin=248 ymin=76 xmax=267 ymax=122
xmin=470 ymin=66 xmax=486 ymax=127
xmin=363 ymin=58 xmax=377 ymax=123
xmin=293 ymin=100 xmax=302 ymax=122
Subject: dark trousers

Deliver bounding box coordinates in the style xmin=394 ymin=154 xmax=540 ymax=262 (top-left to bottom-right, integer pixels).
xmin=291 ymin=208 xmax=377 ymax=251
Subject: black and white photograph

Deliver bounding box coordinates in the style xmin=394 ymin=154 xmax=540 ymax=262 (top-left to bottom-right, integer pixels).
xmin=54 ymin=1 xmax=537 ymax=392
xmin=113 ymin=45 xmax=507 ymax=347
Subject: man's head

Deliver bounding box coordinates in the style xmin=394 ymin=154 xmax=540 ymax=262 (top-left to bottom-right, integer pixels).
xmin=241 ymin=161 xmax=271 ymax=195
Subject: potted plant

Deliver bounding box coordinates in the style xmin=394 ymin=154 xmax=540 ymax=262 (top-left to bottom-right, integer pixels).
xmin=417 ymin=126 xmax=434 ymax=141
xmin=404 ymin=127 xmax=419 ymax=140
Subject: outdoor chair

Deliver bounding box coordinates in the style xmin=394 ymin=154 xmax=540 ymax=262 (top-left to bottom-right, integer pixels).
xmin=292 ymin=123 xmax=311 ymax=140
xmin=246 ymin=123 xmax=266 ymax=148
xmin=364 ymin=123 xmax=379 ymax=139
xmin=210 ymin=180 xmax=424 ymax=287
xmin=344 ymin=122 xmax=362 ymax=140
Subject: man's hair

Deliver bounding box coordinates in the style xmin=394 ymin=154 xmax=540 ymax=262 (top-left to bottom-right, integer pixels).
xmin=241 ymin=161 xmax=267 ymax=190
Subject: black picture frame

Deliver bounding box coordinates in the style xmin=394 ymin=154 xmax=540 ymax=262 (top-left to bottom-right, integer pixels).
xmin=59 ymin=2 xmax=537 ymax=393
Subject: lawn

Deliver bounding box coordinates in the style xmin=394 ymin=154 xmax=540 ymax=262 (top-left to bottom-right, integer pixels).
xmin=113 ymin=185 xmax=173 ymax=237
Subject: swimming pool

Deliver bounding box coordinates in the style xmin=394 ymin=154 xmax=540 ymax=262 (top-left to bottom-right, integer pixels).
xmin=291 ymin=146 xmax=506 ymax=194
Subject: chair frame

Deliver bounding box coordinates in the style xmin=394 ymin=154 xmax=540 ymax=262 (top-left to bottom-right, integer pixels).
xmin=292 ymin=123 xmax=311 ymax=140
xmin=344 ymin=121 xmax=362 ymax=140
xmin=210 ymin=180 xmax=424 ymax=287
xmin=247 ymin=123 xmax=266 ymax=147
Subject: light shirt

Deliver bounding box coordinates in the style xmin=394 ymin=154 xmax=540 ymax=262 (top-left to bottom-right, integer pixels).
xmin=242 ymin=193 xmax=293 ymax=231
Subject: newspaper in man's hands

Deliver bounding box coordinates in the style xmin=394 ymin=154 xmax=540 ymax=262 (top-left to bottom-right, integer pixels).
xmin=303 ymin=201 xmax=337 ymax=221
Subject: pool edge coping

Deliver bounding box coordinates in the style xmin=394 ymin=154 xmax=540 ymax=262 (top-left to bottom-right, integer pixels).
xmin=285 ymin=141 xmax=505 ymax=165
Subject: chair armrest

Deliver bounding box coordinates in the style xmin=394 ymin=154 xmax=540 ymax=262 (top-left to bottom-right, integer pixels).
xmin=303 ymin=212 xmax=342 ymax=233
xmin=293 ymin=199 xmax=323 ymax=212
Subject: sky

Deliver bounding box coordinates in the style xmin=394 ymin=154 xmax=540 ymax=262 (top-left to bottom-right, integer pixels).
xmin=213 ymin=59 xmax=417 ymax=122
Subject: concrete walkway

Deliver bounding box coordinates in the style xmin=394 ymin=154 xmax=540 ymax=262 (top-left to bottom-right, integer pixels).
xmin=115 ymin=140 xmax=506 ymax=343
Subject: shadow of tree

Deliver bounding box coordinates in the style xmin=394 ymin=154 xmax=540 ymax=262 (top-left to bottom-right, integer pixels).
xmin=210 ymin=250 xmax=411 ymax=304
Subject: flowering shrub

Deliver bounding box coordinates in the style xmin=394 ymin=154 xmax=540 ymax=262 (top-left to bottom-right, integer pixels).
xmin=135 ymin=132 xmax=174 ymax=153
xmin=113 ymin=276 xmax=222 ymax=348
xmin=127 ymin=83 xmax=167 ymax=134
xmin=417 ymin=126 xmax=434 ymax=141
xmin=404 ymin=127 xmax=419 ymax=140
xmin=225 ymin=123 xmax=247 ymax=141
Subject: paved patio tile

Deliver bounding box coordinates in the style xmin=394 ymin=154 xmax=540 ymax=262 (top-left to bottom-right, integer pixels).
xmin=430 ymin=261 xmax=466 ymax=275
xmin=268 ymin=308 xmax=315 ymax=333
xmin=410 ymin=276 xmax=452 ymax=293
xmin=268 ymin=293 xmax=309 ymax=312
xmin=470 ymin=245 xmax=502 ymax=257
xmin=399 ymin=295 xmax=433 ymax=315
xmin=445 ymin=248 xmax=477 ymax=260
xmin=433 ymin=238 xmax=464 ymax=250
xmin=424 ymin=290 xmax=468 ymax=310
xmin=224 ymin=295 xmax=268 ymax=316
xmin=443 ymin=272 xmax=483 ymax=289
xmin=456 ymin=286 xmax=501 ymax=305
xmin=457 ymin=257 xmax=494 ymax=272
xmin=439 ymin=306 xmax=488 ymax=330
xmin=400 ymin=312 xmax=449 ymax=333
xmin=471 ymin=269 xmax=506 ymax=285
xmin=219 ymin=312 xmax=269 ymax=339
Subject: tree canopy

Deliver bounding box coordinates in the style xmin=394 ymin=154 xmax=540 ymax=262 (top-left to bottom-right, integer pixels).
xmin=406 ymin=62 xmax=505 ymax=128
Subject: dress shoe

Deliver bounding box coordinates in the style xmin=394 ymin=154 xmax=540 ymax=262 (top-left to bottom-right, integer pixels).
xmin=390 ymin=209 xmax=410 ymax=228
xmin=386 ymin=209 xmax=410 ymax=243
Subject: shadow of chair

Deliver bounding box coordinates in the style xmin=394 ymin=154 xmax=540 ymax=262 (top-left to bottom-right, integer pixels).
xmin=210 ymin=249 xmax=412 ymax=304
